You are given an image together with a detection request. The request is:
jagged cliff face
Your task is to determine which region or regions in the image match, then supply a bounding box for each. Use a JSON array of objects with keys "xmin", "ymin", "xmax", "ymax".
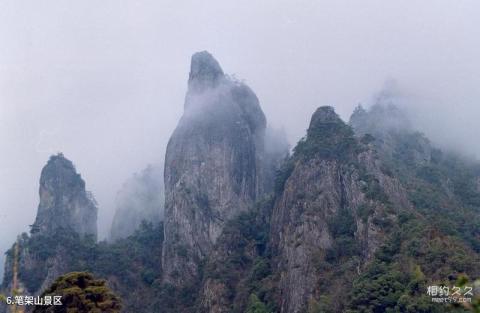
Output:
[
  {"xmin": 1, "ymin": 155, "xmax": 164, "ymax": 313},
  {"xmin": 32, "ymin": 153, "xmax": 98, "ymax": 238},
  {"xmin": 269, "ymin": 107, "xmax": 411, "ymax": 313},
  {"xmin": 110, "ymin": 165, "xmax": 164, "ymax": 241},
  {"xmin": 1, "ymin": 154, "xmax": 98, "ymax": 307},
  {"xmin": 349, "ymin": 101, "xmax": 480, "ymax": 249},
  {"xmin": 2, "ymin": 55, "xmax": 479, "ymax": 313},
  {"xmin": 191, "ymin": 105, "xmax": 469, "ymax": 313},
  {"xmin": 162, "ymin": 51, "xmax": 267, "ymax": 287}
]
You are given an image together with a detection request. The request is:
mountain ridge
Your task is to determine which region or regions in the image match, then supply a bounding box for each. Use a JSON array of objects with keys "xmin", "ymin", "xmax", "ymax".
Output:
[{"xmin": 1, "ymin": 52, "xmax": 479, "ymax": 313}]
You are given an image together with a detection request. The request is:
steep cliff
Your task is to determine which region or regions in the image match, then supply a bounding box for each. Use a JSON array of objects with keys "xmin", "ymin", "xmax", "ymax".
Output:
[
  {"xmin": 350, "ymin": 102, "xmax": 480, "ymax": 254},
  {"xmin": 1, "ymin": 154, "xmax": 98, "ymax": 308},
  {"xmin": 268, "ymin": 106, "xmax": 411, "ymax": 313},
  {"xmin": 2, "ymin": 57, "xmax": 479, "ymax": 313},
  {"xmin": 186, "ymin": 104, "xmax": 480, "ymax": 313},
  {"xmin": 110, "ymin": 165, "xmax": 164, "ymax": 241},
  {"xmin": 31, "ymin": 153, "xmax": 97, "ymax": 238},
  {"xmin": 0, "ymin": 156, "xmax": 162, "ymax": 313},
  {"xmin": 197, "ymin": 198, "xmax": 274, "ymax": 313},
  {"xmin": 162, "ymin": 51, "xmax": 267, "ymax": 290}
]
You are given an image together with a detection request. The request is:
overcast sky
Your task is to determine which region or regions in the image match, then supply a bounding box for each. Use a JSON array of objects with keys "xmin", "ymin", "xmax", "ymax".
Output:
[{"xmin": 1, "ymin": 0, "xmax": 479, "ymax": 277}]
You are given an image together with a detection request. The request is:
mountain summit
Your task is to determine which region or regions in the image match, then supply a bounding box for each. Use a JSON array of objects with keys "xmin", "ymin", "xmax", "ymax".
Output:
[
  {"xmin": 3, "ymin": 57, "xmax": 480, "ymax": 313},
  {"xmin": 188, "ymin": 51, "xmax": 225, "ymax": 92},
  {"xmin": 31, "ymin": 153, "xmax": 97, "ymax": 238},
  {"xmin": 162, "ymin": 51, "xmax": 268, "ymax": 291}
]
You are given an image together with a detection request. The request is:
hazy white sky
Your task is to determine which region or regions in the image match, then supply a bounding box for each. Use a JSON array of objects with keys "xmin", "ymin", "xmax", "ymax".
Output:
[{"xmin": 1, "ymin": 0, "xmax": 479, "ymax": 276}]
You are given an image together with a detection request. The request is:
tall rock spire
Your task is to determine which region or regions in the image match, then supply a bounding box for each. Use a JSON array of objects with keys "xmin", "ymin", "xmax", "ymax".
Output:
[
  {"xmin": 32, "ymin": 153, "xmax": 97, "ymax": 238},
  {"xmin": 0, "ymin": 154, "xmax": 98, "ymax": 302},
  {"xmin": 162, "ymin": 51, "xmax": 267, "ymax": 289},
  {"xmin": 187, "ymin": 51, "xmax": 225, "ymax": 93}
]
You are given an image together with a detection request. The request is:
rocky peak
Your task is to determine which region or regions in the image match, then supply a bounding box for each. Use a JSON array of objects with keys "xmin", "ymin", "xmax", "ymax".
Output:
[
  {"xmin": 307, "ymin": 106, "xmax": 354, "ymax": 139},
  {"xmin": 188, "ymin": 51, "xmax": 225, "ymax": 93},
  {"xmin": 309, "ymin": 105, "xmax": 341, "ymax": 127},
  {"xmin": 162, "ymin": 51, "xmax": 268, "ymax": 290},
  {"xmin": 32, "ymin": 153, "xmax": 97, "ymax": 238},
  {"xmin": 270, "ymin": 106, "xmax": 410, "ymax": 313},
  {"xmin": 39, "ymin": 153, "xmax": 80, "ymax": 188},
  {"xmin": 294, "ymin": 105, "xmax": 358, "ymax": 162}
]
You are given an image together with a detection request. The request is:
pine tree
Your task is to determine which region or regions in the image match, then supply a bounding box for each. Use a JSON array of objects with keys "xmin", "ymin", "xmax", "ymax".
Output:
[{"xmin": 33, "ymin": 272, "xmax": 121, "ymax": 313}]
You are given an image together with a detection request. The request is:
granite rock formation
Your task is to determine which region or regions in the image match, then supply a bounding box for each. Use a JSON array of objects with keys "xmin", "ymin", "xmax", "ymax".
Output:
[
  {"xmin": 1, "ymin": 154, "xmax": 98, "ymax": 308},
  {"xmin": 31, "ymin": 153, "xmax": 97, "ymax": 238},
  {"xmin": 269, "ymin": 106, "xmax": 411, "ymax": 313},
  {"xmin": 162, "ymin": 51, "xmax": 267, "ymax": 288}
]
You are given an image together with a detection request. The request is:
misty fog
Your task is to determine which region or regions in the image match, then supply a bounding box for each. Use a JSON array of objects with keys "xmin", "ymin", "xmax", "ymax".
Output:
[{"xmin": 1, "ymin": 0, "xmax": 479, "ymax": 279}]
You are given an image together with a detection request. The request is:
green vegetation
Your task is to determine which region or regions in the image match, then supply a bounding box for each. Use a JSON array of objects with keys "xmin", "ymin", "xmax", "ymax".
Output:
[
  {"xmin": 33, "ymin": 272, "xmax": 121, "ymax": 313},
  {"xmin": 274, "ymin": 159, "xmax": 294, "ymax": 194},
  {"xmin": 326, "ymin": 207, "xmax": 360, "ymax": 262},
  {"xmin": 346, "ymin": 212, "xmax": 479, "ymax": 313},
  {"xmin": 2, "ymin": 222, "xmax": 163, "ymax": 313},
  {"xmin": 454, "ymin": 276, "xmax": 480, "ymax": 313},
  {"xmin": 4, "ymin": 110, "xmax": 480, "ymax": 313},
  {"xmin": 246, "ymin": 294, "xmax": 271, "ymax": 313},
  {"xmin": 293, "ymin": 119, "xmax": 360, "ymax": 162},
  {"xmin": 294, "ymin": 125, "xmax": 480, "ymax": 312},
  {"xmin": 3, "ymin": 229, "xmax": 97, "ymax": 292},
  {"xmin": 359, "ymin": 171, "xmax": 390, "ymax": 204},
  {"xmin": 384, "ymin": 132, "xmax": 480, "ymax": 252},
  {"xmin": 93, "ymin": 221, "xmax": 163, "ymax": 286},
  {"xmin": 200, "ymin": 200, "xmax": 278, "ymax": 313}
]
